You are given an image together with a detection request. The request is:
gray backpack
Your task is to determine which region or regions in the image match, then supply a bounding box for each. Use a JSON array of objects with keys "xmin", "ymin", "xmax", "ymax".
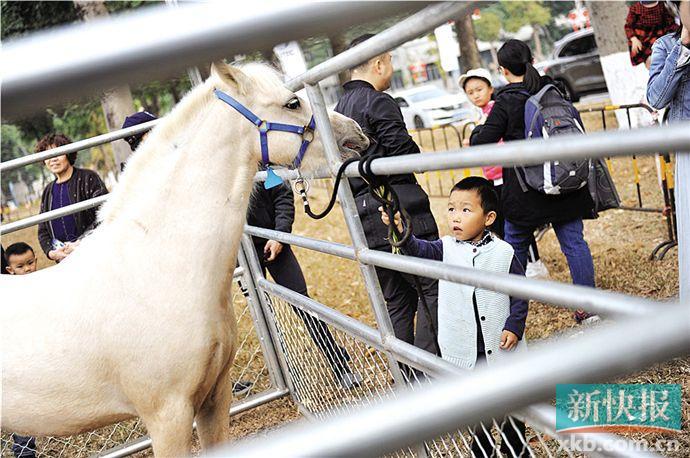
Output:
[{"xmin": 518, "ymin": 84, "xmax": 590, "ymax": 195}]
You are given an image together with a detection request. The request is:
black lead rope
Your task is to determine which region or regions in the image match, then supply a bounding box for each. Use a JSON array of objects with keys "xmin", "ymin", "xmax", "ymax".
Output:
[{"xmin": 296, "ymin": 155, "xmax": 440, "ymax": 355}]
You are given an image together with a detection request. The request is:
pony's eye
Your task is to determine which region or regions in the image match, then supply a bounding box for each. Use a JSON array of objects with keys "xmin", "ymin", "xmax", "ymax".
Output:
[{"xmin": 284, "ymin": 98, "xmax": 301, "ymax": 110}]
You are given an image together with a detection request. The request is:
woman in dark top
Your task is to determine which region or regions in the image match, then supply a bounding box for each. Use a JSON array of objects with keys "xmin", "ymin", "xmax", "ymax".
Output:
[
  {"xmin": 36, "ymin": 133, "xmax": 108, "ymax": 262},
  {"xmin": 470, "ymin": 40, "xmax": 598, "ymax": 324}
]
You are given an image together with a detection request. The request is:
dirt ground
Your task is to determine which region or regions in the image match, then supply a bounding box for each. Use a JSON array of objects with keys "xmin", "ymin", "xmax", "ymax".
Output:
[{"xmin": 1, "ymin": 102, "xmax": 687, "ymax": 456}]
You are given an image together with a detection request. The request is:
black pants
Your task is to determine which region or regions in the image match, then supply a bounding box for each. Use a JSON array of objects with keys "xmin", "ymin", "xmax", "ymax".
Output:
[
  {"xmin": 12, "ymin": 434, "xmax": 36, "ymax": 458},
  {"xmin": 495, "ymin": 183, "xmax": 540, "ymax": 262},
  {"xmin": 374, "ymin": 242, "xmax": 440, "ymax": 355},
  {"xmin": 470, "ymin": 354, "xmax": 527, "ymax": 458},
  {"xmin": 256, "ymin": 244, "xmax": 351, "ymax": 376}
]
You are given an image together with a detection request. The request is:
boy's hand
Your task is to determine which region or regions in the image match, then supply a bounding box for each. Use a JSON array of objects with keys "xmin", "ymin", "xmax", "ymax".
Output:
[
  {"xmin": 264, "ymin": 240, "xmax": 283, "ymax": 262},
  {"xmin": 499, "ymin": 330, "xmax": 518, "ymax": 350},
  {"xmin": 48, "ymin": 247, "xmax": 68, "ymax": 262},
  {"xmin": 379, "ymin": 206, "xmax": 403, "ymax": 233},
  {"xmin": 63, "ymin": 241, "xmax": 80, "ymax": 255}
]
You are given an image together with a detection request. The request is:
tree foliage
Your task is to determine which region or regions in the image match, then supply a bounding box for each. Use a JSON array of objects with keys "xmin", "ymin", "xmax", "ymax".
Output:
[
  {"xmin": 474, "ymin": 10, "xmax": 502, "ymax": 43},
  {"xmin": 500, "ymin": 1, "xmax": 551, "ymax": 33},
  {"xmin": 0, "ymin": 0, "xmax": 189, "ymax": 185}
]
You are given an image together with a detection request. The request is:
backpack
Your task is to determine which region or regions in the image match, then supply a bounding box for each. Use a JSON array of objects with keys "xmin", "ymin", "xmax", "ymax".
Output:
[{"xmin": 516, "ymin": 84, "xmax": 590, "ymax": 195}]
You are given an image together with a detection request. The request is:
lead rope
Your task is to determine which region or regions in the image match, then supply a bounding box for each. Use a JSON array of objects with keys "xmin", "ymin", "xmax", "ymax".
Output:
[{"xmin": 296, "ymin": 155, "xmax": 439, "ymax": 354}]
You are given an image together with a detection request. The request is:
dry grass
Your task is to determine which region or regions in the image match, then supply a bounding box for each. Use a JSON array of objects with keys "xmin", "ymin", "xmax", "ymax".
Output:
[{"xmin": 1, "ymin": 101, "xmax": 686, "ymax": 455}]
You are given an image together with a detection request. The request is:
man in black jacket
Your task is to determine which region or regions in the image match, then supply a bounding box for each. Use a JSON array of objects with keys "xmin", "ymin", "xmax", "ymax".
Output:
[
  {"xmin": 248, "ymin": 182, "xmax": 363, "ymax": 389},
  {"xmin": 335, "ymin": 34, "xmax": 439, "ymax": 355},
  {"xmin": 36, "ymin": 133, "xmax": 108, "ymax": 262}
]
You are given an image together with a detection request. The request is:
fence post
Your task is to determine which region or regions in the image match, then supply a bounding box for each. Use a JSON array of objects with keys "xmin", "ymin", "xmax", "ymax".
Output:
[
  {"xmin": 303, "ymin": 84, "xmax": 408, "ymax": 384},
  {"xmin": 236, "ymin": 243, "xmax": 289, "ymax": 393},
  {"xmin": 238, "ymin": 236, "xmax": 297, "ymax": 395},
  {"xmin": 304, "ymin": 83, "xmax": 429, "ymax": 456}
]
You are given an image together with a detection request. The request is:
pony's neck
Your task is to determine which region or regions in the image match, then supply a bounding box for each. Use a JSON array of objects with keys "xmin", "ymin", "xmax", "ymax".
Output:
[{"xmin": 98, "ymin": 82, "xmax": 258, "ymax": 282}]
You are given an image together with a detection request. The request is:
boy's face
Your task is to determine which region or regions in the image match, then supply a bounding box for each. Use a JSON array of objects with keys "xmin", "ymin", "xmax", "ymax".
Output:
[
  {"xmin": 446, "ymin": 189, "xmax": 496, "ymax": 242},
  {"xmin": 6, "ymin": 250, "xmax": 37, "ymax": 275},
  {"xmin": 464, "ymin": 78, "xmax": 493, "ymax": 109},
  {"xmin": 44, "ymin": 152, "xmax": 71, "ymax": 176}
]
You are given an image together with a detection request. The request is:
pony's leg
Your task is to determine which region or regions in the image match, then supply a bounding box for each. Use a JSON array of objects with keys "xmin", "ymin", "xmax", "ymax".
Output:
[
  {"xmin": 144, "ymin": 398, "xmax": 195, "ymax": 457},
  {"xmin": 195, "ymin": 361, "xmax": 234, "ymax": 450}
]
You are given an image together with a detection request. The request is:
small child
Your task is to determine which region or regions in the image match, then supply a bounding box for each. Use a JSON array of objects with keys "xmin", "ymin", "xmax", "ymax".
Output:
[
  {"xmin": 381, "ymin": 176, "xmax": 528, "ymax": 457},
  {"xmin": 625, "ymin": 1, "xmax": 679, "ymax": 68},
  {"xmin": 3, "ymin": 242, "xmax": 38, "ymax": 458},
  {"xmin": 459, "ymin": 69, "xmax": 504, "ymax": 238},
  {"xmin": 5, "ymin": 242, "xmax": 38, "ymax": 275}
]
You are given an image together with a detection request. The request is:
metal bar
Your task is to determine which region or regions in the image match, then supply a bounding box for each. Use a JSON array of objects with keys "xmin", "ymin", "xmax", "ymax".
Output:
[
  {"xmin": 285, "ymin": 2, "xmax": 470, "ymax": 92},
  {"xmin": 238, "ymin": 225, "xmax": 658, "ymax": 318},
  {"xmin": 232, "ymin": 267, "xmax": 244, "ymax": 279},
  {"xmin": 208, "ymin": 305, "xmax": 690, "ymax": 457},
  {"xmin": 245, "ymin": 225, "xmax": 356, "ymax": 260},
  {"xmin": 304, "ymin": 84, "xmax": 409, "ymax": 389},
  {"xmin": 1, "ymin": 195, "xmax": 108, "ymax": 235},
  {"xmin": 257, "ymin": 278, "xmax": 384, "ymax": 351},
  {"xmin": 340, "ymin": 125, "xmax": 690, "ymax": 178},
  {"xmin": 7, "ymin": 126, "xmax": 684, "ymax": 235},
  {"xmin": 255, "ymin": 125, "xmax": 689, "ymax": 185},
  {"xmin": 618, "ymin": 206, "xmax": 664, "ymax": 214},
  {"xmin": 1, "ymin": 121, "xmax": 158, "ymax": 173},
  {"xmin": 2, "ymin": 2, "xmax": 421, "ymax": 117},
  {"xmin": 236, "ymin": 246, "xmax": 289, "ymax": 392},
  {"xmin": 237, "ymin": 238, "xmax": 291, "ymax": 392},
  {"xmin": 96, "ymin": 387, "xmax": 289, "ymax": 458},
  {"xmin": 358, "ymin": 248, "xmax": 658, "ymax": 318}
]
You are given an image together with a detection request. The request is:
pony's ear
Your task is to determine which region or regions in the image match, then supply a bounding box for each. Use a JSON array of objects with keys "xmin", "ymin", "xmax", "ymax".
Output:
[{"xmin": 211, "ymin": 61, "xmax": 251, "ymax": 95}]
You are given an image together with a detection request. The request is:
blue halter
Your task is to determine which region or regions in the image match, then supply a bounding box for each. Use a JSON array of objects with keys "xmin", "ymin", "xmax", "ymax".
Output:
[{"xmin": 214, "ymin": 88, "xmax": 316, "ymax": 189}]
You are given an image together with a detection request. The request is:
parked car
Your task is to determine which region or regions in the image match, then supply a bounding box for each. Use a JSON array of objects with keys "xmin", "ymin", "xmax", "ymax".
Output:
[
  {"xmin": 535, "ymin": 28, "xmax": 607, "ymax": 102},
  {"xmin": 391, "ymin": 86, "xmax": 478, "ymax": 129}
]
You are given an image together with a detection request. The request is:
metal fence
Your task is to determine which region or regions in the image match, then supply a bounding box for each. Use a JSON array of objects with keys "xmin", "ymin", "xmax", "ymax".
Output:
[{"xmin": 1, "ymin": 2, "xmax": 688, "ymax": 458}]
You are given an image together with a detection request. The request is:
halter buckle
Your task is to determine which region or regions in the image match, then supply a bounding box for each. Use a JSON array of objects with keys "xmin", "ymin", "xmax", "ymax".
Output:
[{"xmin": 302, "ymin": 126, "xmax": 315, "ymax": 143}]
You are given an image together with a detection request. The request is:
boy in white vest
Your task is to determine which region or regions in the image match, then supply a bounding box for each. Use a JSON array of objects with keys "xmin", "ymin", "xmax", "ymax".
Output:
[{"xmin": 381, "ymin": 176, "xmax": 528, "ymax": 457}]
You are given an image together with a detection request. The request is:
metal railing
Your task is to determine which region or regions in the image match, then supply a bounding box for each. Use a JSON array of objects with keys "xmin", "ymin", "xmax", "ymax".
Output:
[{"xmin": 1, "ymin": 2, "xmax": 688, "ymax": 457}]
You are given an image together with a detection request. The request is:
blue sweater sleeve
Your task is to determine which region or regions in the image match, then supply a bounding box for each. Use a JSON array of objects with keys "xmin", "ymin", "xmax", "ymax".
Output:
[
  {"xmin": 503, "ymin": 255, "xmax": 529, "ymax": 339},
  {"xmin": 401, "ymin": 235, "xmax": 443, "ymax": 261}
]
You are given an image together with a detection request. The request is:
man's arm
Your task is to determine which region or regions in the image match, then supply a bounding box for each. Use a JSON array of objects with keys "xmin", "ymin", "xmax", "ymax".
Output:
[
  {"xmin": 470, "ymin": 102, "xmax": 510, "ymax": 146},
  {"xmin": 271, "ymin": 183, "xmax": 296, "ymax": 234},
  {"xmin": 369, "ymin": 96, "xmax": 421, "ymax": 157}
]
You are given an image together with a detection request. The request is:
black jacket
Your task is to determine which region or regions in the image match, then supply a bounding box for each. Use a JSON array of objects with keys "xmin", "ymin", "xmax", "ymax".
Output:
[
  {"xmin": 470, "ymin": 80, "xmax": 594, "ymax": 227},
  {"xmin": 38, "ymin": 167, "xmax": 108, "ymax": 257},
  {"xmin": 247, "ymin": 182, "xmax": 295, "ymax": 249},
  {"xmin": 335, "ymin": 80, "xmax": 438, "ymax": 249}
]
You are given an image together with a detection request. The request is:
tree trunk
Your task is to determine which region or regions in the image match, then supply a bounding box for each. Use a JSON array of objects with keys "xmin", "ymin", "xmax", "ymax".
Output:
[
  {"xmin": 328, "ymin": 33, "xmax": 350, "ymax": 86},
  {"xmin": 586, "ymin": 0, "xmax": 651, "ymax": 128},
  {"xmin": 74, "ymin": 0, "xmax": 136, "ymax": 171},
  {"xmin": 532, "ymin": 26, "xmax": 544, "ymax": 61},
  {"xmin": 456, "ymin": 12, "xmax": 482, "ymax": 72},
  {"xmin": 489, "ymin": 43, "xmax": 499, "ymax": 70},
  {"xmin": 586, "ymin": 0, "xmax": 628, "ymax": 56}
]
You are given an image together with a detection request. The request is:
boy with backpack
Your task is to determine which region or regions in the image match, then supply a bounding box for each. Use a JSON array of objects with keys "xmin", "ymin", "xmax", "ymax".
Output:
[{"xmin": 470, "ymin": 40, "xmax": 600, "ymax": 324}]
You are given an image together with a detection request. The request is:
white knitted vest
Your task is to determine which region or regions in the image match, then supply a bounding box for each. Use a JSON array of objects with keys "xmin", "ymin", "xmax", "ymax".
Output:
[{"xmin": 438, "ymin": 235, "xmax": 527, "ymax": 370}]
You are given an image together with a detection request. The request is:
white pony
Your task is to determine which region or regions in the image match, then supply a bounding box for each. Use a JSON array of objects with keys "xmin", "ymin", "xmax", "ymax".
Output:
[{"xmin": 1, "ymin": 62, "xmax": 368, "ymax": 456}]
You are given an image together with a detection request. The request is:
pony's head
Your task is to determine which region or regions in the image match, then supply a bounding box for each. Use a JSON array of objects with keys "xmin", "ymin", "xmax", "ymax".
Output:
[{"xmin": 209, "ymin": 61, "xmax": 369, "ymax": 172}]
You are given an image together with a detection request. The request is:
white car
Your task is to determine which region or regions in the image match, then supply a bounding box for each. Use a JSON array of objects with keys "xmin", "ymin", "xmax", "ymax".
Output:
[{"xmin": 391, "ymin": 86, "xmax": 479, "ymax": 130}]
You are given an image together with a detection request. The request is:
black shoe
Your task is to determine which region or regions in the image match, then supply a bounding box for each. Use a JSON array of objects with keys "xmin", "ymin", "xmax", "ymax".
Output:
[{"xmin": 232, "ymin": 380, "xmax": 253, "ymax": 396}]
